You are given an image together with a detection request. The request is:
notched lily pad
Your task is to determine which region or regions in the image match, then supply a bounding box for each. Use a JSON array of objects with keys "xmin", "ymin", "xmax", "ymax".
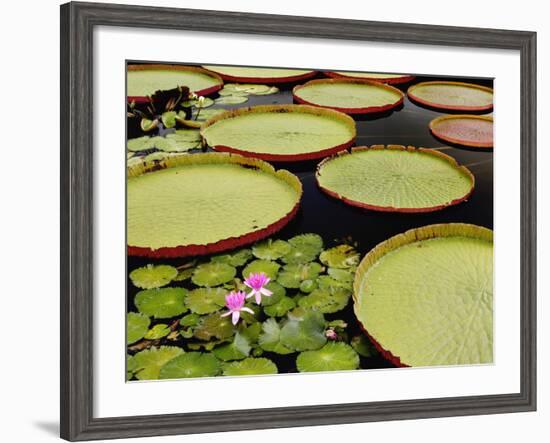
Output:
[
  {"xmin": 319, "ymin": 245, "xmax": 360, "ymax": 269},
  {"xmin": 129, "ymin": 264, "xmax": 178, "ymax": 289},
  {"xmin": 252, "ymin": 239, "xmax": 291, "ymax": 260},
  {"xmin": 127, "ymin": 312, "xmax": 151, "ymax": 345},
  {"xmin": 259, "ymin": 281, "xmax": 286, "ymax": 307},
  {"xmin": 194, "ymin": 313, "xmax": 235, "ymax": 341},
  {"xmin": 185, "ymin": 287, "xmax": 227, "ymax": 314},
  {"xmin": 215, "ymin": 95, "xmax": 249, "ymax": 105},
  {"xmin": 222, "ymin": 357, "xmax": 278, "ymax": 376},
  {"xmin": 192, "ymin": 262, "xmax": 237, "ymax": 287},
  {"xmin": 180, "ymin": 313, "xmax": 201, "ymax": 328},
  {"xmin": 282, "ymin": 233, "xmax": 324, "ymax": 264},
  {"xmin": 144, "ymin": 323, "xmax": 171, "ymax": 340},
  {"xmin": 351, "ymin": 335, "xmax": 379, "ymax": 358},
  {"xmin": 159, "ymin": 352, "xmax": 221, "ymax": 379},
  {"xmin": 134, "ymin": 287, "xmax": 188, "ymax": 319},
  {"xmin": 211, "ymin": 248, "xmax": 253, "ymax": 267},
  {"xmin": 212, "ymin": 332, "xmax": 251, "ymax": 361},
  {"xmin": 132, "ymin": 346, "xmax": 184, "ymax": 380},
  {"xmin": 263, "ymin": 296, "xmax": 296, "ymax": 317},
  {"xmin": 277, "ymin": 262, "xmax": 323, "ymax": 288},
  {"xmin": 298, "ymin": 288, "xmax": 350, "ymax": 314},
  {"xmin": 280, "ymin": 310, "xmax": 327, "ymax": 351},
  {"xmin": 296, "ymin": 342, "xmax": 359, "ymax": 372},
  {"xmin": 242, "ymin": 259, "xmax": 280, "ymax": 280},
  {"xmin": 258, "ymin": 318, "xmax": 293, "ymax": 355}
]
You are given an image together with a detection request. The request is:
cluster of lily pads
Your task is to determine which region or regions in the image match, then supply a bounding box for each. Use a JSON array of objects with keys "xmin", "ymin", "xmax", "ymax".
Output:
[
  {"xmin": 214, "ymin": 83, "xmax": 279, "ymax": 105},
  {"xmin": 127, "ymin": 233, "xmax": 379, "ymax": 380}
]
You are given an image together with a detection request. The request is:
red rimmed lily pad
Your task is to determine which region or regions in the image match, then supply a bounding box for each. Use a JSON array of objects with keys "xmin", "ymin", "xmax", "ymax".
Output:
[
  {"xmin": 127, "ymin": 64, "xmax": 223, "ymax": 103},
  {"xmin": 407, "ymin": 81, "xmax": 493, "ymax": 112},
  {"xmin": 325, "ymin": 71, "xmax": 415, "ymax": 85},
  {"xmin": 293, "ymin": 78, "xmax": 404, "ymax": 115},
  {"xmin": 202, "ymin": 65, "xmax": 317, "ymax": 84},
  {"xmin": 429, "ymin": 115, "xmax": 493, "ymax": 148},
  {"xmin": 200, "ymin": 104, "xmax": 356, "ymax": 162},
  {"xmin": 353, "ymin": 223, "xmax": 493, "ymax": 367},
  {"xmin": 127, "ymin": 153, "xmax": 302, "ymax": 258},
  {"xmin": 316, "ymin": 145, "xmax": 475, "ymax": 213}
]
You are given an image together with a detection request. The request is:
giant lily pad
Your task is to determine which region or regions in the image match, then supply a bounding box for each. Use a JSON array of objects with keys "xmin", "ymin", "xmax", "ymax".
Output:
[
  {"xmin": 407, "ymin": 81, "xmax": 493, "ymax": 112},
  {"xmin": 293, "ymin": 79, "xmax": 404, "ymax": 114},
  {"xmin": 129, "ymin": 264, "xmax": 178, "ymax": 289},
  {"xmin": 202, "ymin": 65, "xmax": 316, "ymax": 84},
  {"xmin": 429, "ymin": 115, "xmax": 493, "ymax": 148},
  {"xmin": 159, "ymin": 352, "xmax": 221, "ymax": 379},
  {"xmin": 134, "ymin": 287, "xmax": 188, "ymax": 319},
  {"xmin": 132, "ymin": 346, "xmax": 184, "ymax": 380},
  {"xmin": 127, "ymin": 64, "xmax": 223, "ymax": 102},
  {"xmin": 127, "ymin": 312, "xmax": 151, "ymax": 344},
  {"xmin": 353, "ymin": 223, "xmax": 493, "ymax": 367},
  {"xmin": 222, "ymin": 357, "xmax": 278, "ymax": 376},
  {"xmin": 127, "ymin": 153, "xmax": 302, "ymax": 258},
  {"xmin": 296, "ymin": 342, "xmax": 359, "ymax": 372},
  {"xmin": 200, "ymin": 105, "xmax": 356, "ymax": 162},
  {"xmin": 326, "ymin": 71, "xmax": 415, "ymax": 85},
  {"xmin": 316, "ymin": 145, "xmax": 474, "ymax": 212}
]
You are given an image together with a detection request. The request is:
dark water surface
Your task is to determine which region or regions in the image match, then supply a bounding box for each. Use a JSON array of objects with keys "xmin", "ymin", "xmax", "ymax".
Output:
[{"xmin": 127, "ymin": 74, "xmax": 493, "ymax": 372}]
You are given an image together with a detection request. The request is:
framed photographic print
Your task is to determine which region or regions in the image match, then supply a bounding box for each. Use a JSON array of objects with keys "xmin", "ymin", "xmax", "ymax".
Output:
[{"xmin": 60, "ymin": 1, "xmax": 537, "ymax": 441}]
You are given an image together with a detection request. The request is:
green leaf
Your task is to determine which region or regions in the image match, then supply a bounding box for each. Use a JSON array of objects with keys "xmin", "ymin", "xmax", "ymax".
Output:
[
  {"xmin": 192, "ymin": 262, "xmax": 236, "ymax": 287},
  {"xmin": 222, "ymin": 358, "xmax": 278, "ymax": 376},
  {"xmin": 194, "ymin": 108, "xmax": 226, "ymax": 122},
  {"xmin": 159, "ymin": 352, "xmax": 221, "ymax": 379},
  {"xmin": 161, "ymin": 111, "xmax": 177, "ymax": 128},
  {"xmin": 263, "ymin": 296, "xmax": 296, "ymax": 317},
  {"xmin": 180, "ymin": 313, "xmax": 201, "ymax": 328},
  {"xmin": 127, "ymin": 135, "xmax": 152, "ymax": 152},
  {"xmin": 185, "ymin": 287, "xmax": 227, "ymax": 314},
  {"xmin": 277, "ymin": 262, "xmax": 323, "ymax": 288},
  {"xmin": 129, "ymin": 264, "xmax": 178, "ymax": 289},
  {"xmin": 242, "ymin": 259, "xmax": 280, "ymax": 280},
  {"xmin": 127, "ymin": 312, "xmax": 150, "ymax": 345},
  {"xmin": 259, "ymin": 281, "xmax": 286, "ymax": 307},
  {"xmin": 211, "ymin": 249, "xmax": 253, "ymax": 267},
  {"xmin": 140, "ymin": 118, "xmax": 159, "ymax": 132},
  {"xmin": 258, "ymin": 318, "xmax": 293, "ymax": 355},
  {"xmin": 214, "ymin": 95, "xmax": 248, "ymax": 105},
  {"xmin": 252, "ymin": 239, "xmax": 291, "ymax": 260},
  {"xmin": 282, "ymin": 233, "xmax": 324, "ymax": 264},
  {"xmin": 327, "ymin": 267, "xmax": 355, "ymax": 282},
  {"xmin": 351, "ymin": 335, "xmax": 379, "ymax": 358},
  {"xmin": 316, "ymin": 275, "xmax": 352, "ymax": 291},
  {"xmin": 240, "ymin": 322, "xmax": 262, "ymax": 344},
  {"xmin": 164, "ymin": 129, "xmax": 202, "ymax": 151},
  {"xmin": 173, "ymin": 267, "xmax": 195, "ymax": 282},
  {"xmin": 280, "ymin": 310, "xmax": 327, "ymax": 351},
  {"xmin": 149, "ymin": 136, "xmax": 179, "ymax": 152},
  {"xmin": 144, "ymin": 323, "xmax": 171, "ymax": 340},
  {"xmin": 135, "ymin": 287, "xmax": 188, "ymax": 319},
  {"xmin": 319, "ymin": 244, "xmax": 360, "ymax": 269},
  {"xmin": 297, "ymin": 288, "xmax": 351, "ymax": 314},
  {"xmin": 194, "ymin": 313, "xmax": 235, "ymax": 341},
  {"xmin": 127, "ymin": 354, "xmax": 136, "ymax": 380},
  {"xmin": 299, "ymin": 279, "xmax": 317, "ymax": 293},
  {"xmin": 296, "ymin": 342, "xmax": 359, "ymax": 372},
  {"xmin": 132, "ymin": 346, "xmax": 184, "ymax": 380},
  {"xmin": 212, "ymin": 332, "xmax": 251, "ymax": 361}
]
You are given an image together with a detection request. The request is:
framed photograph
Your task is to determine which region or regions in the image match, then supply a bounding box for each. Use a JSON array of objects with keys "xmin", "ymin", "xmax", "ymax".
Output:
[{"xmin": 60, "ymin": 1, "xmax": 537, "ymax": 441}]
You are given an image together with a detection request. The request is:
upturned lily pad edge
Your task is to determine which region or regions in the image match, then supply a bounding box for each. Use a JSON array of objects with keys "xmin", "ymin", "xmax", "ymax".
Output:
[
  {"xmin": 315, "ymin": 144, "xmax": 475, "ymax": 213},
  {"xmin": 429, "ymin": 114, "xmax": 494, "ymax": 149},
  {"xmin": 325, "ymin": 71, "xmax": 416, "ymax": 85},
  {"xmin": 352, "ymin": 222, "xmax": 494, "ymax": 368},
  {"xmin": 201, "ymin": 66, "xmax": 318, "ymax": 84},
  {"xmin": 407, "ymin": 81, "xmax": 494, "ymax": 112}
]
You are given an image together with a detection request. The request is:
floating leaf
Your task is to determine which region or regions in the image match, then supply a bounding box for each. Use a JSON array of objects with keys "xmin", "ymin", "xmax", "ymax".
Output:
[
  {"xmin": 127, "ymin": 136, "xmax": 152, "ymax": 152},
  {"xmin": 161, "ymin": 111, "xmax": 177, "ymax": 128},
  {"xmin": 242, "ymin": 259, "xmax": 280, "ymax": 280},
  {"xmin": 211, "ymin": 248, "xmax": 253, "ymax": 267},
  {"xmin": 264, "ymin": 296, "xmax": 296, "ymax": 317},
  {"xmin": 299, "ymin": 279, "xmax": 317, "ymax": 293},
  {"xmin": 192, "ymin": 262, "xmax": 237, "ymax": 287},
  {"xmin": 127, "ymin": 354, "xmax": 137, "ymax": 380},
  {"xmin": 282, "ymin": 233, "xmax": 324, "ymax": 264},
  {"xmin": 351, "ymin": 335, "xmax": 379, "ymax": 358},
  {"xmin": 252, "ymin": 239, "xmax": 291, "ymax": 260},
  {"xmin": 129, "ymin": 264, "xmax": 178, "ymax": 289},
  {"xmin": 297, "ymin": 288, "xmax": 350, "ymax": 314},
  {"xmin": 173, "ymin": 267, "xmax": 194, "ymax": 282},
  {"xmin": 144, "ymin": 152, "xmax": 169, "ymax": 163},
  {"xmin": 327, "ymin": 267, "xmax": 354, "ymax": 282},
  {"xmin": 127, "ymin": 312, "xmax": 151, "ymax": 345},
  {"xmin": 222, "ymin": 358, "xmax": 278, "ymax": 376},
  {"xmin": 240, "ymin": 322, "xmax": 262, "ymax": 344},
  {"xmin": 212, "ymin": 332, "xmax": 251, "ymax": 361},
  {"xmin": 215, "ymin": 95, "xmax": 248, "ymax": 105},
  {"xmin": 218, "ymin": 88, "xmax": 249, "ymax": 97},
  {"xmin": 182, "ymin": 97, "xmax": 214, "ymax": 108},
  {"xmin": 194, "ymin": 313, "xmax": 235, "ymax": 341},
  {"xmin": 164, "ymin": 129, "xmax": 202, "ymax": 151},
  {"xmin": 296, "ymin": 342, "xmax": 359, "ymax": 372},
  {"xmin": 159, "ymin": 352, "xmax": 221, "ymax": 379},
  {"xmin": 319, "ymin": 245, "xmax": 360, "ymax": 269},
  {"xmin": 180, "ymin": 313, "xmax": 201, "ymax": 328},
  {"xmin": 194, "ymin": 108, "xmax": 226, "ymax": 121},
  {"xmin": 140, "ymin": 117, "xmax": 158, "ymax": 132},
  {"xmin": 234, "ymin": 84, "xmax": 271, "ymax": 94},
  {"xmin": 253, "ymin": 86, "xmax": 279, "ymax": 96},
  {"xmin": 132, "ymin": 346, "xmax": 184, "ymax": 380},
  {"xmin": 144, "ymin": 323, "xmax": 171, "ymax": 340},
  {"xmin": 259, "ymin": 281, "xmax": 286, "ymax": 307},
  {"xmin": 185, "ymin": 287, "xmax": 227, "ymax": 314},
  {"xmin": 134, "ymin": 287, "xmax": 188, "ymax": 319},
  {"xmin": 277, "ymin": 262, "xmax": 323, "ymax": 288},
  {"xmin": 258, "ymin": 318, "xmax": 293, "ymax": 355},
  {"xmin": 279, "ymin": 310, "xmax": 327, "ymax": 351},
  {"xmin": 317, "ymin": 275, "xmax": 352, "ymax": 291},
  {"xmin": 240, "ymin": 303, "xmax": 261, "ymax": 323}
]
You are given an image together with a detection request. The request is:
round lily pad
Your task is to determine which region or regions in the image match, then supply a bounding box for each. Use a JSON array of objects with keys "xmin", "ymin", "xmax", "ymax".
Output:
[
  {"xmin": 159, "ymin": 352, "xmax": 221, "ymax": 379},
  {"xmin": 129, "ymin": 264, "xmax": 178, "ymax": 289},
  {"xmin": 242, "ymin": 259, "xmax": 280, "ymax": 280},
  {"xmin": 279, "ymin": 310, "xmax": 327, "ymax": 351},
  {"xmin": 214, "ymin": 95, "xmax": 249, "ymax": 105},
  {"xmin": 353, "ymin": 223, "xmax": 493, "ymax": 367},
  {"xmin": 326, "ymin": 71, "xmax": 415, "ymax": 84},
  {"xmin": 293, "ymin": 79, "xmax": 404, "ymax": 114},
  {"xmin": 192, "ymin": 262, "xmax": 236, "ymax": 287},
  {"xmin": 127, "ymin": 135, "xmax": 153, "ymax": 152},
  {"xmin": 194, "ymin": 313, "xmax": 235, "ymax": 341},
  {"xmin": 127, "ymin": 64, "xmax": 223, "ymax": 102},
  {"xmin": 194, "ymin": 108, "xmax": 227, "ymax": 122},
  {"xmin": 263, "ymin": 296, "xmax": 296, "ymax": 317},
  {"xmin": 277, "ymin": 262, "xmax": 323, "ymax": 288},
  {"xmin": 127, "ymin": 153, "xmax": 302, "ymax": 258},
  {"xmin": 252, "ymin": 239, "xmax": 291, "ymax": 260},
  {"xmin": 212, "ymin": 332, "xmax": 251, "ymax": 361},
  {"xmin": 316, "ymin": 145, "xmax": 475, "ymax": 212},
  {"xmin": 200, "ymin": 105, "xmax": 356, "ymax": 162},
  {"xmin": 351, "ymin": 335, "xmax": 379, "ymax": 358},
  {"xmin": 260, "ymin": 281, "xmax": 286, "ymax": 307},
  {"xmin": 211, "ymin": 249, "xmax": 253, "ymax": 267},
  {"xmin": 407, "ymin": 81, "xmax": 493, "ymax": 112},
  {"xmin": 202, "ymin": 65, "xmax": 317, "ymax": 84},
  {"xmin": 185, "ymin": 287, "xmax": 227, "ymax": 314},
  {"xmin": 132, "ymin": 346, "xmax": 184, "ymax": 380},
  {"xmin": 127, "ymin": 312, "xmax": 151, "ymax": 344},
  {"xmin": 134, "ymin": 287, "xmax": 188, "ymax": 319},
  {"xmin": 297, "ymin": 288, "xmax": 350, "ymax": 314},
  {"xmin": 258, "ymin": 318, "xmax": 293, "ymax": 355},
  {"xmin": 296, "ymin": 342, "xmax": 359, "ymax": 372},
  {"xmin": 144, "ymin": 323, "xmax": 171, "ymax": 340},
  {"xmin": 319, "ymin": 245, "xmax": 360, "ymax": 269},
  {"xmin": 327, "ymin": 267, "xmax": 354, "ymax": 282},
  {"xmin": 282, "ymin": 233, "xmax": 324, "ymax": 264},
  {"xmin": 429, "ymin": 115, "xmax": 493, "ymax": 148},
  {"xmin": 222, "ymin": 357, "xmax": 278, "ymax": 376}
]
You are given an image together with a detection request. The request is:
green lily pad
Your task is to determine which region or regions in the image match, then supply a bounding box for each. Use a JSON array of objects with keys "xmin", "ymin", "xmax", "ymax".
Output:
[
  {"xmin": 161, "ymin": 111, "xmax": 177, "ymax": 128},
  {"xmin": 234, "ymin": 84, "xmax": 271, "ymax": 94},
  {"xmin": 173, "ymin": 267, "xmax": 195, "ymax": 282},
  {"xmin": 317, "ymin": 275, "xmax": 352, "ymax": 291},
  {"xmin": 194, "ymin": 108, "xmax": 227, "ymax": 121},
  {"xmin": 277, "ymin": 262, "xmax": 323, "ymax": 288},
  {"xmin": 297, "ymin": 288, "xmax": 350, "ymax": 314},
  {"xmin": 252, "ymin": 239, "xmax": 291, "ymax": 260},
  {"xmin": 159, "ymin": 352, "xmax": 221, "ymax": 379},
  {"xmin": 202, "ymin": 66, "xmax": 315, "ymax": 83},
  {"xmin": 140, "ymin": 118, "xmax": 158, "ymax": 132},
  {"xmin": 299, "ymin": 279, "xmax": 317, "ymax": 293},
  {"xmin": 163, "ymin": 130, "xmax": 202, "ymax": 151},
  {"xmin": 127, "ymin": 136, "xmax": 153, "ymax": 152},
  {"xmin": 327, "ymin": 267, "xmax": 354, "ymax": 282},
  {"xmin": 279, "ymin": 310, "xmax": 327, "ymax": 351},
  {"xmin": 258, "ymin": 318, "xmax": 293, "ymax": 355},
  {"xmin": 182, "ymin": 97, "xmax": 214, "ymax": 108},
  {"xmin": 132, "ymin": 346, "xmax": 184, "ymax": 380},
  {"xmin": 194, "ymin": 313, "xmax": 235, "ymax": 341},
  {"xmin": 211, "ymin": 248, "xmax": 253, "ymax": 267},
  {"xmin": 144, "ymin": 323, "xmax": 171, "ymax": 340},
  {"xmin": 134, "ymin": 287, "xmax": 188, "ymax": 319},
  {"xmin": 127, "ymin": 354, "xmax": 137, "ymax": 380},
  {"xmin": 259, "ymin": 281, "xmax": 286, "ymax": 307},
  {"xmin": 296, "ymin": 342, "xmax": 359, "ymax": 372},
  {"xmin": 222, "ymin": 358, "xmax": 278, "ymax": 376},
  {"xmin": 242, "ymin": 259, "xmax": 280, "ymax": 280},
  {"xmin": 180, "ymin": 313, "xmax": 201, "ymax": 328},
  {"xmin": 127, "ymin": 312, "xmax": 151, "ymax": 345},
  {"xmin": 350, "ymin": 335, "xmax": 379, "ymax": 358},
  {"xmin": 129, "ymin": 264, "xmax": 178, "ymax": 289},
  {"xmin": 263, "ymin": 296, "xmax": 296, "ymax": 317},
  {"xmin": 212, "ymin": 332, "xmax": 251, "ymax": 361},
  {"xmin": 282, "ymin": 233, "xmax": 324, "ymax": 264},
  {"xmin": 218, "ymin": 88, "xmax": 249, "ymax": 97},
  {"xmin": 240, "ymin": 322, "xmax": 262, "ymax": 344},
  {"xmin": 215, "ymin": 95, "xmax": 249, "ymax": 105},
  {"xmin": 319, "ymin": 245, "xmax": 360, "ymax": 269},
  {"xmin": 192, "ymin": 262, "xmax": 236, "ymax": 287},
  {"xmin": 144, "ymin": 152, "xmax": 170, "ymax": 163},
  {"xmin": 185, "ymin": 287, "xmax": 227, "ymax": 314},
  {"xmin": 253, "ymin": 86, "xmax": 279, "ymax": 96}
]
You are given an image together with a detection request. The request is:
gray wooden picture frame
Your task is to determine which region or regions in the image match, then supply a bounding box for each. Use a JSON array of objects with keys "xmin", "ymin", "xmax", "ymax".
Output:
[{"xmin": 60, "ymin": 1, "xmax": 537, "ymax": 441}]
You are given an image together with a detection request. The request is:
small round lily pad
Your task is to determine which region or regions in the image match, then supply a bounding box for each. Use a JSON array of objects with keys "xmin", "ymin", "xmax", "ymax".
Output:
[
  {"xmin": 132, "ymin": 346, "xmax": 184, "ymax": 380},
  {"xmin": 277, "ymin": 262, "xmax": 323, "ymax": 288},
  {"xmin": 296, "ymin": 342, "xmax": 359, "ymax": 372},
  {"xmin": 144, "ymin": 324, "xmax": 171, "ymax": 340},
  {"xmin": 194, "ymin": 108, "xmax": 227, "ymax": 122},
  {"xmin": 159, "ymin": 352, "xmax": 221, "ymax": 379},
  {"xmin": 319, "ymin": 245, "xmax": 360, "ymax": 269},
  {"xmin": 212, "ymin": 332, "xmax": 251, "ymax": 361},
  {"xmin": 259, "ymin": 281, "xmax": 286, "ymax": 307},
  {"xmin": 297, "ymin": 288, "xmax": 350, "ymax": 314},
  {"xmin": 214, "ymin": 95, "xmax": 249, "ymax": 105},
  {"xmin": 263, "ymin": 296, "xmax": 296, "ymax": 317},
  {"xmin": 258, "ymin": 319, "xmax": 293, "ymax": 355},
  {"xmin": 211, "ymin": 249, "xmax": 253, "ymax": 267},
  {"xmin": 127, "ymin": 312, "xmax": 151, "ymax": 344},
  {"xmin": 252, "ymin": 239, "xmax": 291, "ymax": 260},
  {"xmin": 279, "ymin": 310, "xmax": 327, "ymax": 351},
  {"xmin": 282, "ymin": 233, "xmax": 324, "ymax": 264},
  {"xmin": 134, "ymin": 287, "xmax": 188, "ymax": 319},
  {"xmin": 242, "ymin": 259, "xmax": 280, "ymax": 280},
  {"xmin": 185, "ymin": 287, "xmax": 227, "ymax": 314},
  {"xmin": 222, "ymin": 357, "xmax": 278, "ymax": 376},
  {"xmin": 192, "ymin": 262, "xmax": 236, "ymax": 287},
  {"xmin": 194, "ymin": 313, "xmax": 235, "ymax": 341},
  {"xmin": 129, "ymin": 264, "xmax": 178, "ymax": 289}
]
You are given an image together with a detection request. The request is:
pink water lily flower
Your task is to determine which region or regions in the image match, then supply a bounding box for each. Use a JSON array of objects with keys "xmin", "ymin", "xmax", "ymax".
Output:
[
  {"xmin": 244, "ymin": 272, "xmax": 273, "ymax": 304},
  {"xmin": 221, "ymin": 291, "xmax": 254, "ymax": 325}
]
